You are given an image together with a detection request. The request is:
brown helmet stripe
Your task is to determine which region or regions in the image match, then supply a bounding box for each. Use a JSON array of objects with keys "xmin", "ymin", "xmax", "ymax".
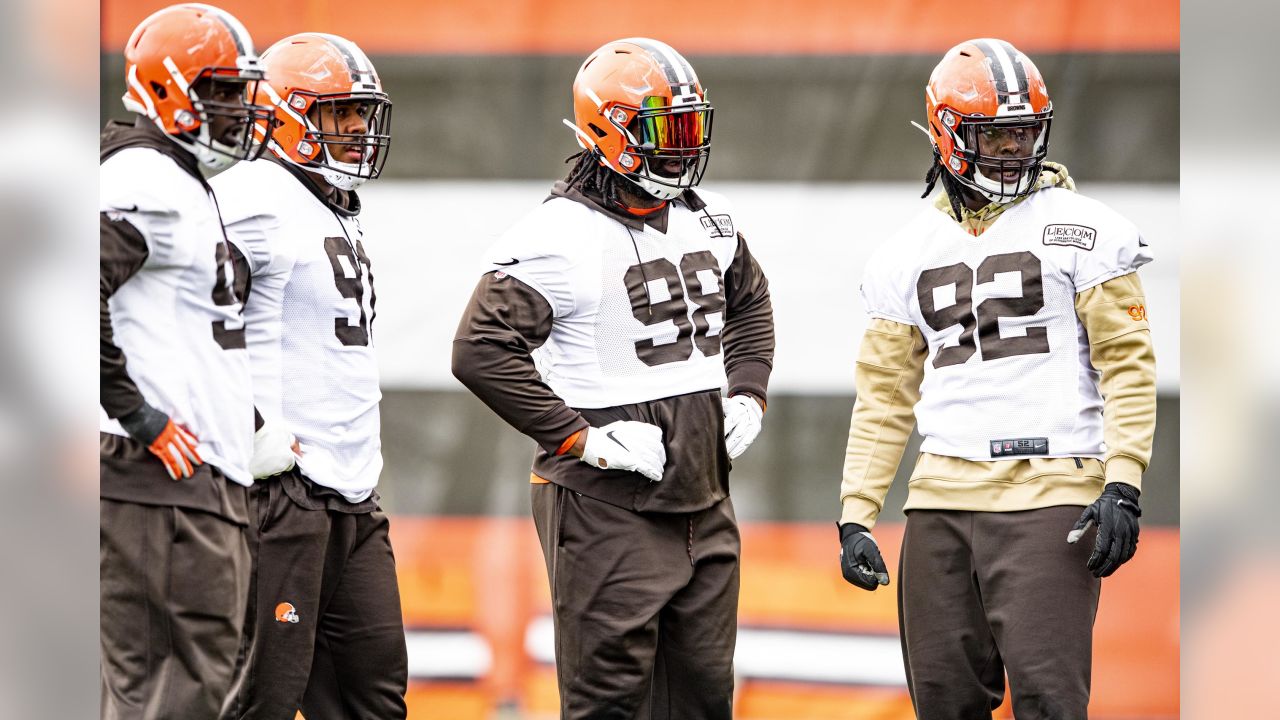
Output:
[
  {"xmin": 194, "ymin": 3, "xmax": 251, "ymax": 56},
  {"xmin": 976, "ymin": 38, "xmax": 1029, "ymax": 104},
  {"xmin": 625, "ymin": 37, "xmax": 699, "ymax": 94}
]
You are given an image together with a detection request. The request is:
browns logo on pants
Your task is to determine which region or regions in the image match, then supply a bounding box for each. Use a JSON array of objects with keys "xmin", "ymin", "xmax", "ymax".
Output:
[{"xmin": 220, "ymin": 469, "xmax": 407, "ymax": 720}]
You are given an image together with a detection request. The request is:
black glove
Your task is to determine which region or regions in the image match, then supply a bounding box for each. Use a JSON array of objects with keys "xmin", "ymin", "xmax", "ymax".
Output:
[
  {"xmin": 838, "ymin": 522, "xmax": 890, "ymax": 591},
  {"xmin": 1068, "ymin": 482, "xmax": 1142, "ymax": 578}
]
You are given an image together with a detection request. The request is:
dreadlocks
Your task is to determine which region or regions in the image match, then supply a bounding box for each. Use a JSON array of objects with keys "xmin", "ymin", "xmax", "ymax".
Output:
[
  {"xmin": 921, "ymin": 151, "xmax": 968, "ymax": 221},
  {"xmin": 564, "ymin": 150, "xmax": 630, "ymax": 210}
]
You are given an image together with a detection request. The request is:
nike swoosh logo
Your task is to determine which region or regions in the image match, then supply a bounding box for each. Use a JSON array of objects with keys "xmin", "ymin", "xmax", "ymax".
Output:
[
  {"xmin": 606, "ymin": 431, "xmax": 629, "ymax": 452},
  {"xmin": 495, "ymin": 258, "xmax": 520, "ymax": 266},
  {"xmin": 110, "ymin": 205, "xmax": 139, "ymax": 212}
]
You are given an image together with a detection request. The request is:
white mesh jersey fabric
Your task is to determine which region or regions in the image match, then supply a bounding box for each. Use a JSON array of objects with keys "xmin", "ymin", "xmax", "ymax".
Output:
[
  {"xmin": 482, "ymin": 190, "xmax": 740, "ymax": 409},
  {"xmin": 100, "ymin": 148, "xmax": 255, "ymax": 486},
  {"xmin": 214, "ymin": 160, "xmax": 382, "ymax": 501},
  {"xmin": 860, "ymin": 187, "xmax": 1152, "ymax": 461}
]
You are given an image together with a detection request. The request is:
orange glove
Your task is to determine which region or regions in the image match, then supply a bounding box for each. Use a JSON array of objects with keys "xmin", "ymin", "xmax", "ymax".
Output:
[
  {"xmin": 120, "ymin": 403, "xmax": 203, "ymax": 480},
  {"xmin": 149, "ymin": 420, "xmax": 203, "ymax": 480}
]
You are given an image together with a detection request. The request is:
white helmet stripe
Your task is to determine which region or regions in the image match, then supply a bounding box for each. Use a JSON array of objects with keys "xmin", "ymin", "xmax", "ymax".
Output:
[
  {"xmin": 313, "ymin": 33, "xmax": 380, "ymax": 86},
  {"xmin": 979, "ymin": 38, "xmax": 1021, "ymax": 96},
  {"xmin": 562, "ymin": 118, "xmax": 599, "ymax": 151},
  {"xmin": 623, "ymin": 37, "xmax": 697, "ymax": 89},
  {"xmin": 262, "ymin": 82, "xmax": 309, "ymax": 127},
  {"xmin": 126, "ymin": 63, "xmax": 157, "ymax": 116},
  {"xmin": 162, "ymin": 56, "xmax": 191, "ymax": 95}
]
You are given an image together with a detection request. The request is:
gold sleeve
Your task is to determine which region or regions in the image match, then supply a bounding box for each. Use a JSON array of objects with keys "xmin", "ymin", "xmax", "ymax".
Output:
[
  {"xmin": 1075, "ymin": 272, "xmax": 1157, "ymax": 491},
  {"xmin": 839, "ymin": 319, "xmax": 927, "ymax": 528}
]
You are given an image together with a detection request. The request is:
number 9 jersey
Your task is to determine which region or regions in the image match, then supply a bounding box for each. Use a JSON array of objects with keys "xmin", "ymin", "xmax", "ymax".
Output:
[
  {"xmin": 210, "ymin": 158, "xmax": 382, "ymax": 502},
  {"xmin": 860, "ymin": 186, "xmax": 1153, "ymax": 461}
]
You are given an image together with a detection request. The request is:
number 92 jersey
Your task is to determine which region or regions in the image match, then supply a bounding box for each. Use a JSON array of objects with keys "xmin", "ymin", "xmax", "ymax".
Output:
[
  {"xmin": 861, "ymin": 187, "xmax": 1153, "ymax": 461},
  {"xmin": 482, "ymin": 188, "xmax": 740, "ymax": 408}
]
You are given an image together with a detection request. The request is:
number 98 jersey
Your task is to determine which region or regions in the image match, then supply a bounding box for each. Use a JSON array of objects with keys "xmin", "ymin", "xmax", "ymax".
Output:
[
  {"xmin": 860, "ymin": 187, "xmax": 1152, "ymax": 461},
  {"xmin": 482, "ymin": 188, "xmax": 741, "ymax": 408}
]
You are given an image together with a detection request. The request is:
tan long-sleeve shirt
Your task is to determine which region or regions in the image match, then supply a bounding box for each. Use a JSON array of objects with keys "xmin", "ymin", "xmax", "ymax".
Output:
[{"xmin": 840, "ymin": 272, "xmax": 1156, "ymax": 528}]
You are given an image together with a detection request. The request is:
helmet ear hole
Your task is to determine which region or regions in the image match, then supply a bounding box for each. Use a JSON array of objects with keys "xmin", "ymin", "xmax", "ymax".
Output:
[
  {"xmin": 150, "ymin": 81, "xmax": 168, "ymax": 100},
  {"xmin": 587, "ymin": 123, "xmax": 608, "ymax": 139}
]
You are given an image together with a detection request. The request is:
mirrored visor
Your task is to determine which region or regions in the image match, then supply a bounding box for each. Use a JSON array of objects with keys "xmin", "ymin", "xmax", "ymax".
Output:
[{"xmin": 635, "ymin": 98, "xmax": 711, "ymax": 154}]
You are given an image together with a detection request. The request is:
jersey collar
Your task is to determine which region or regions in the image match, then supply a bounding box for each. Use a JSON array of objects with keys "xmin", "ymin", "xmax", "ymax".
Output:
[
  {"xmin": 269, "ymin": 154, "xmax": 361, "ymax": 217},
  {"xmin": 548, "ymin": 181, "xmax": 707, "ymax": 234},
  {"xmin": 935, "ymin": 161, "xmax": 1075, "ymax": 236}
]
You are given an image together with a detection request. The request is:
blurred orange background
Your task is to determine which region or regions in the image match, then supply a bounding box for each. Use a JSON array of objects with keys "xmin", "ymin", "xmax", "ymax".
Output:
[
  {"xmin": 391, "ymin": 518, "xmax": 1178, "ymax": 719},
  {"xmin": 101, "ymin": 0, "xmax": 1178, "ymax": 54}
]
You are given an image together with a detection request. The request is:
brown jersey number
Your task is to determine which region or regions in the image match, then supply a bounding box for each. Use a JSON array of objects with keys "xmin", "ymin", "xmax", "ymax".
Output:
[
  {"xmin": 624, "ymin": 250, "xmax": 725, "ymax": 366},
  {"xmin": 324, "ymin": 236, "xmax": 376, "ymax": 346},
  {"xmin": 916, "ymin": 250, "xmax": 1050, "ymax": 368},
  {"xmin": 211, "ymin": 241, "xmax": 247, "ymax": 350}
]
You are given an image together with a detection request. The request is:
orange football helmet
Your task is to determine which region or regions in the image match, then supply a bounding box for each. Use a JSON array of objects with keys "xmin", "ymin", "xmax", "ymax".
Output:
[
  {"xmin": 565, "ymin": 38, "xmax": 713, "ymax": 201},
  {"xmin": 925, "ymin": 38, "xmax": 1052, "ymax": 204},
  {"xmin": 121, "ymin": 3, "xmax": 273, "ymax": 173},
  {"xmin": 254, "ymin": 33, "xmax": 392, "ymax": 191}
]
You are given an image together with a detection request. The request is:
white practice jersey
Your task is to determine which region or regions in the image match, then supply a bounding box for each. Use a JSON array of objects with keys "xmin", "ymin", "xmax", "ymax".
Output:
[
  {"xmin": 100, "ymin": 147, "xmax": 254, "ymax": 486},
  {"xmin": 861, "ymin": 187, "xmax": 1153, "ymax": 461},
  {"xmin": 212, "ymin": 160, "xmax": 382, "ymax": 502},
  {"xmin": 483, "ymin": 190, "xmax": 743, "ymax": 408}
]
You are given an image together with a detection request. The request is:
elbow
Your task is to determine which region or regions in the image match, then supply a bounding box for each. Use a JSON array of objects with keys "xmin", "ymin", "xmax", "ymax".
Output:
[{"xmin": 450, "ymin": 340, "xmax": 477, "ymax": 388}]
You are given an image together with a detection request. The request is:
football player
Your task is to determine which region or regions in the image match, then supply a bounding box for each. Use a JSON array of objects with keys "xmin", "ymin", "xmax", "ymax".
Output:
[
  {"xmin": 452, "ymin": 38, "xmax": 775, "ymax": 719},
  {"xmin": 208, "ymin": 33, "xmax": 406, "ymax": 720},
  {"xmin": 99, "ymin": 4, "xmax": 272, "ymax": 718},
  {"xmin": 836, "ymin": 39, "xmax": 1156, "ymax": 719}
]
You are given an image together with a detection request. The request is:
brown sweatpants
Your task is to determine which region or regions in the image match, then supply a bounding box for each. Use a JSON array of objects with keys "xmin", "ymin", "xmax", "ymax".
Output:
[
  {"xmin": 532, "ymin": 483, "xmax": 740, "ymax": 720},
  {"xmin": 898, "ymin": 506, "xmax": 1101, "ymax": 720},
  {"xmin": 220, "ymin": 470, "xmax": 407, "ymax": 720},
  {"xmin": 100, "ymin": 498, "xmax": 250, "ymax": 720}
]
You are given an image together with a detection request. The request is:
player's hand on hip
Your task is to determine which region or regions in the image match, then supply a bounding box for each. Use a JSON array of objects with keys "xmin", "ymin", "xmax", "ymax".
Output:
[
  {"xmin": 839, "ymin": 522, "xmax": 890, "ymax": 591},
  {"xmin": 1067, "ymin": 481, "xmax": 1142, "ymax": 578},
  {"xmin": 580, "ymin": 420, "xmax": 666, "ymax": 482},
  {"xmin": 250, "ymin": 419, "xmax": 301, "ymax": 479},
  {"xmin": 119, "ymin": 403, "xmax": 203, "ymax": 480},
  {"xmin": 722, "ymin": 394, "xmax": 764, "ymax": 460}
]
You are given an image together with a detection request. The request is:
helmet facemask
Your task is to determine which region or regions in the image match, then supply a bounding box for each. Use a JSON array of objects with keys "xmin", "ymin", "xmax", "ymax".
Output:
[
  {"xmin": 945, "ymin": 110, "xmax": 1051, "ymax": 205},
  {"xmin": 179, "ymin": 66, "xmax": 275, "ymax": 174},
  {"xmin": 610, "ymin": 98, "xmax": 713, "ymax": 201},
  {"xmin": 287, "ymin": 92, "xmax": 392, "ymax": 191}
]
